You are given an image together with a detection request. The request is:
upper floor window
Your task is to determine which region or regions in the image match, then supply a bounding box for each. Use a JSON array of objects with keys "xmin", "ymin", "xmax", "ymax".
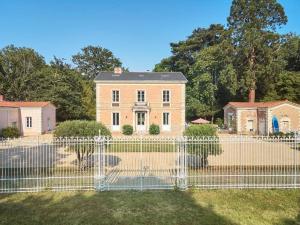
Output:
[
  {"xmin": 137, "ymin": 90, "xmax": 145, "ymax": 102},
  {"xmin": 162, "ymin": 90, "xmax": 170, "ymax": 103},
  {"xmin": 26, "ymin": 117, "xmax": 32, "ymax": 128},
  {"xmin": 112, "ymin": 90, "xmax": 119, "ymax": 102}
]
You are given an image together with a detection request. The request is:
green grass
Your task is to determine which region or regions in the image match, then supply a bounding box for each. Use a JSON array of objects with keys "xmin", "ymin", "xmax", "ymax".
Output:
[{"xmin": 0, "ymin": 189, "xmax": 299, "ymax": 225}]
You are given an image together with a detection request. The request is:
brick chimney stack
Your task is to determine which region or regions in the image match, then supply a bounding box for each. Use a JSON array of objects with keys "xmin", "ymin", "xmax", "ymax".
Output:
[
  {"xmin": 248, "ymin": 89, "xmax": 255, "ymax": 103},
  {"xmin": 0, "ymin": 95, "xmax": 4, "ymax": 102},
  {"xmin": 114, "ymin": 67, "xmax": 122, "ymax": 74}
]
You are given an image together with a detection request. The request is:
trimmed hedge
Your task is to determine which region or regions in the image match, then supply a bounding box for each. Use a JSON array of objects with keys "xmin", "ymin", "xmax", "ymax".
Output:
[
  {"xmin": 0, "ymin": 127, "xmax": 20, "ymax": 138},
  {"xmin": 122, "ymin": 125, "xmax": 133, "ymax": 135},
  {"xmin": 184, "ymin": 124, "xmax": 217, "ymax": 137},
  {"xmin": 54, "ymin": 120, "xmax": 111, "ymax": 137},
  {"xmin": 149, "ymin": 124, "xmax": 160, "ymax": 135}
]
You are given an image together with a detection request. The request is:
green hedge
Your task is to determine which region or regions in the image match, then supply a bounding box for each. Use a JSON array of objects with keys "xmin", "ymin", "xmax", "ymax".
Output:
[
  {"xmin": 122, "ymin": 125, "xmax": 133, "ymax": 135},
  {"xmin": 54, "ymin": 120, "xmax": 111, "ymax": 137},
  {"xmin": 149, "ymin": 124, "xmax": 160, "ymax": 135},
  {"xmin": 184, "ymin": 124, "xmax": 217, "ymax": 137},
  {"xmin": 0, "ymin": 127, "xmax": 20, "ymax": 138}
]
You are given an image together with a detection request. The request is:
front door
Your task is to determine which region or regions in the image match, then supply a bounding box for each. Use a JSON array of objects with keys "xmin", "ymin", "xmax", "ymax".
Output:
[
  {"xmin": 136, "ymin": 112, "xmax": 146, "ymax": 133},
  {"xmin": 258, "ymin": 119, "xmax": 266, "ymax": 135}
]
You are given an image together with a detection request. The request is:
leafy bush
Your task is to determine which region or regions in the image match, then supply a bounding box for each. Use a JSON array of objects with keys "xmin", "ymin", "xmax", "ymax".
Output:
[
  {"xmin": 269, "ymin": 131, "xmax": 296, "ymax": 138},
  {"xmin": 215, "ymin": 118, "xmax": 224, "ymax": 128},
  {"xmin": 122, "ymin": 124, "xmax": 133, "ymax": 135},
  {"xmin": 54, "ymin": 120, "xmax": 111, "ymax": 170},
  {"xmin": 54, "ymin": 120, "xmax": 111, "ymax": 137},
  {"xmin": 184, "ymin": 124, "xmax": 217, "ymax": 137},
  {"xmin": 149, "ymin": 124, "xmax": 160, "ymax": 135},
  {"xmin": 184, "ymin": 124, "xmax": 221, "ymax": 168},
  {"xmin": 0, "ymin": 127, "xmax": 20, "ymax": 138}
]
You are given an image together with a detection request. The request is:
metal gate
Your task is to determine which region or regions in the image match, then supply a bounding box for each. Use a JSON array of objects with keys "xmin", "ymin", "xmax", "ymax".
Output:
[{"xmin": 95, "ymin": 137, "xmax": 186, "ymax": 191}]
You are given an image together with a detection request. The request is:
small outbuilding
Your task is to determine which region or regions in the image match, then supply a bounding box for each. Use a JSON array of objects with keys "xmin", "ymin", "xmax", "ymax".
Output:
[
  {"xmin": 0, "ymin": 95, "xmax": 56, "ymax": 136},
  {"xmin": 223, "ymin": 90, "xmax": 300, "ymax": 135}
]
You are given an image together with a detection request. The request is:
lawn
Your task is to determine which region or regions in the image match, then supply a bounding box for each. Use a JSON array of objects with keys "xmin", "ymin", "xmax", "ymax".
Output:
[{"xmin": 0, "ymin": 189, "xmax": 299, "ymax": 225}]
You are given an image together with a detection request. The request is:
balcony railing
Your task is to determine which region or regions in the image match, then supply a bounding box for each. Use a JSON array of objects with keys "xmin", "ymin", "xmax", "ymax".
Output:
[{"xmin": 133, "ymin": 102, "xmax": 150, "ymax": 111}]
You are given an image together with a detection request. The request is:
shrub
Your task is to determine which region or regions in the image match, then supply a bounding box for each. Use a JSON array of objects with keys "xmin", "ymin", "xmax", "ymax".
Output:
[
  {"xmin": 184, "ymin": 124, "xmax": 217, "ymax": 137},
  {"xmin": 149, "ymin": 124, "xmax": 160, "ymax": 135},
  {"xmin": 54, "ymin": 120, "xmax": 111, "ymax": 137},
  {"xmin": 0, "ymin": 127, "xmax": 20, "ymax": 138},
  {"xmin": 54, "ymin": 120, "xmax": 111, "ymax": 170},
  {"xmin": 269, "ymin": 131, "xmax": 296, "ymax": 138},
  {"xmin": 122, "ymin": 124, "xmax": 133, "ymax": 135},
  {"xmin": 269, "ymin": 132, "xmax": 284, "ymax": 137},
  {"xmin": 184, "ymin": 124, "xmax": 221, "ymax": 168},
  {"xmin": 215, "ymin": 118, "xmax": 224, "ymax": 128}
]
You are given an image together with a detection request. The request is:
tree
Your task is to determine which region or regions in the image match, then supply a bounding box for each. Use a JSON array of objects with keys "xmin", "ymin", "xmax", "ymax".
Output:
[
  {"xmin": 81, "ymin": 80, "xmax": 96, "ymax": 120},
  {"xmin": 0, "ymin": 45, "xmax": 46, "ymax": 100},
  {"xmin": 187, "ymin": 39, "xmax": 238, "ymax": 120},
  {"xmin": 72, "ymin": 45, "xmax": 123, "ymax": 80},
  {"xmin": 154, "ymin": 24, "xmax": 225, "ymax": 78},
  {"xmin": 54, "ymin": 120, "xmax": 111, "ymax": 170},
  {"xmin": 26, "ymin": 66, "xmax": 87, "ymax": 121},
  {"xmin": 281, "ymin": 35, "xmax": 300, "ymax": 72},
  {"xmin": 227, "ymin": 0, "xmax": 287, "ymax": 99}
]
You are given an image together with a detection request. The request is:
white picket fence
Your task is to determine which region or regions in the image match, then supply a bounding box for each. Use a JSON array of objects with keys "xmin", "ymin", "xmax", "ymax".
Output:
[{"xmin": 0, "ymin": 136, "xmax": 299, "ymax": 192}]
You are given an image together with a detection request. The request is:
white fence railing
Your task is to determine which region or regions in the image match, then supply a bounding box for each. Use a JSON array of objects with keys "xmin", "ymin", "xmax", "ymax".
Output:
[{"xmin": 0, "ymin": 136, "xmax": 299, "ymax": 192}]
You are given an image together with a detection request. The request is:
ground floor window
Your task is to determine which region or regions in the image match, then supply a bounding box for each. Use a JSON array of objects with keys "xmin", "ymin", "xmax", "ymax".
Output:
[
  {"xmin": 247, "ymin": 119, "xmax": 254, "ymax": 132},
  {"xmin": 162, "ymin": 112, "xmax": 170, "ymax": 131},
  {"xmin": 26, "ymin": 117, "xmax": 32, "ymax": 128},
  {"xmin": 112, "ymin": 113, "xmax": 119, "ymax": 125},
  {"xmin": 281, "ymin": 117, "xmax": 290, "ymax": 132}
]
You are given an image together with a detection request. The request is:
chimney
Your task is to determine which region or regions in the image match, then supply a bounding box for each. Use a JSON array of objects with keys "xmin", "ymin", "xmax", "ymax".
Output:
[
  {"xmin": 114, "ymin": 67, "xmax": 122, "ymax": 74},
  {"xmin": 0, "ymin": 95, "xmax": 4, "ymax": 102},
  {"xmin": 248, "ymin": 89, "xmax": 255, "ymax": 103}
]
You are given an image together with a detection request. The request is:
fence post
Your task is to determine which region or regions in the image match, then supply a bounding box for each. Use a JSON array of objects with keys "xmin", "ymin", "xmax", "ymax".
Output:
[
  {"xmin": 294, "ymin": 135, "xmax": 298, "ymax": 188},
  {"xmin": 178, "ymin": 136, "xmax": 187, "ymax": 190}
]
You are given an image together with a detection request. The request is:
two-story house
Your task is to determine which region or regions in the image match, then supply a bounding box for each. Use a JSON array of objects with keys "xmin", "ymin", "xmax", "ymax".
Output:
[{"xmin": 94, "ymin": 68, "xmax": 187, "ymax": 135}]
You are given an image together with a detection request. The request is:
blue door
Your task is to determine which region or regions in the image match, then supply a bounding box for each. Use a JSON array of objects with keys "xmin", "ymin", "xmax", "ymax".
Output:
[{"xmin": 272, "ymin": 116, "xmax": 279, "ymax": 133}]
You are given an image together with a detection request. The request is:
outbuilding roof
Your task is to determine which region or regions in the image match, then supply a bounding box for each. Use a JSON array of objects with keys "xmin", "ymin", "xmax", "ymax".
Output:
[
  {"xmin": 0, "ymin": 101, "xmax": 52, "ymax": 108},
  {"xmin": 224, "ymin": 100, "xmax": 298, "ymax": 109},
  {"xmin": 94, "ymin": 72, "xmax": 187, "ymax": 83}
]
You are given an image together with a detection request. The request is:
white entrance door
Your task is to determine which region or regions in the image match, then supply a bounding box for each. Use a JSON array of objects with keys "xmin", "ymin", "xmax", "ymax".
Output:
[{"xmin": 136, "ymin": 112, "xmax": 146, "ymax": 133}]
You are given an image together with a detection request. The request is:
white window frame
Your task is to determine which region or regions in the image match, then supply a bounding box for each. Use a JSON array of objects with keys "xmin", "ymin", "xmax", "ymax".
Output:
[
  {"xmin": 26, "ymin": 117, "xmax": 32, "ymax": 128},
  {"xmin": 112, "ymin": 90, "xmax": 120, "ymax": 103},
  {"xmin": 112, "ymin": 112, "xmax": 120, "ymax": 131},
  {"xmin": 247, "ymin": 119, "xmax": 254, "ymax": 131},
  {"xmin": 280, "ymin": 117, "xmax": 290, "ymax": 132},
  {"xmin": 162, "ymin": 90, "xmax": 171, "ymax": 103},
  {"xmin": 162, "ymin": 112, "xmax": 171, "ymax": 131},
  {"xmin": 137, "ymin": 90, "xmax": 145, "ymax": 102}
]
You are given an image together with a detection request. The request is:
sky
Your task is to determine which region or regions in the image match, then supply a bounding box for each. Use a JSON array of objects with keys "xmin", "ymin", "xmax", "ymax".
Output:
[{"xmin": 1, "ymin": 0, "xmax": 299, "ymax": 71}]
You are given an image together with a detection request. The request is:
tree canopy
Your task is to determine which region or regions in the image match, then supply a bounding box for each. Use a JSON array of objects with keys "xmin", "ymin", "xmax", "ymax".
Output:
[
  {"xmin": 72, "ymin": 45, "xmax": 123, "ymax": 80},
  {"xmin": 0, "ymin": 45, "xmax": 124, "ymax": 121},
  {"xmin": 154, "ymin": 0, "xmax": 299, "ymax": 121}
]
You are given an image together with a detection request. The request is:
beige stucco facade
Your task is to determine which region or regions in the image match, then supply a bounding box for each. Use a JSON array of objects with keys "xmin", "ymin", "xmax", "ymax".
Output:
[
  {"xmin": 95, "ymin": 83, "xmax": 186, "ymax": 136},
  {"xmin": 0, "ymin": 104, "xmax": 56, "ymax": 136},
  {"xmin": 224, "ymin": 102, "xmax": 300, "ymax": 135}
]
